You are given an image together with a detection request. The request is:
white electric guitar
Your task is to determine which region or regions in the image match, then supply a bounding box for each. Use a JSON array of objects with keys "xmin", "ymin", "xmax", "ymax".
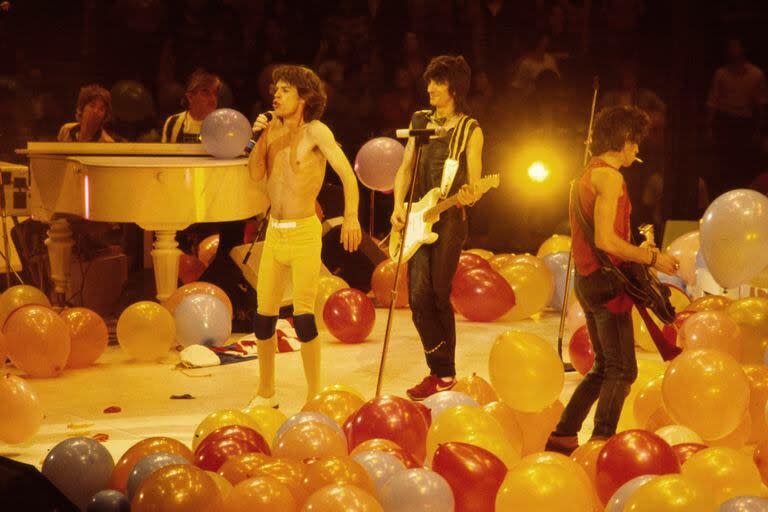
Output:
[{"xmin": 389, "ymin": 174, "xmax": 500, "ymax": 262}]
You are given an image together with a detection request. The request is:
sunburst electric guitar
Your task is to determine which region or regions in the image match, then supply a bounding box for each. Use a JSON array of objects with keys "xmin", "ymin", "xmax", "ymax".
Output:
[{"xmin": 389, "ymin": 174, "xmax": 500, "ymax": 262}]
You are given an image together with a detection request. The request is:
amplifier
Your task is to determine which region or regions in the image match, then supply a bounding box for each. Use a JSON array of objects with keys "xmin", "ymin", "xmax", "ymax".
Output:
[{"xmin": 0, "ymin": 161, "xmax": 30, "ymax": 216}]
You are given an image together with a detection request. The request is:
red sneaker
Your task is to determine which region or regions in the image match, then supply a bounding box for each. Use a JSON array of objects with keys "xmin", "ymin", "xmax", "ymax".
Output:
[{"xmin": 406, "ymin": 375, "xmax": 455, "ymax": 401}]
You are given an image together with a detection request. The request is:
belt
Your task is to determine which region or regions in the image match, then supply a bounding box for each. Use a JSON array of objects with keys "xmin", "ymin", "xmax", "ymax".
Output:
[{"xmin": 270, "ymin": 219, "xmax": 298, "ymax": 229}]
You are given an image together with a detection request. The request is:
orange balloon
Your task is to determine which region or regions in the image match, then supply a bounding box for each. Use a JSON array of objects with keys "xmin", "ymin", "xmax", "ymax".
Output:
[
  {"xmin": 273, "ymin": 421, "xmax": 348, "ymax": 461},
  {"xmin": 678, "ymin": 310, "xmax": 742, "ymax": 360},
  {"xmin": 319, "ymin": 384, "xmax": 366, "ymax": 402},
  {"xmin": 163, "ymin": 281, "xmax": 233, "ymax": 317},
  {"xmin": 685, "ymin": 295, "xmax": 732, "ymax": 312},
  {"xmin": 5, "ymin": 305, "xmax": 70, "ymax": 377},
  {"xmin": 453, "ymin": 373, "xmax": 499, "ymax": 405},
  {"xmin": 302, "ymin": 456, "xmax": 374, "ymax": 497},
  {"xmin": 252, "ymin": 458, "xmax": 307, "ymax": 505},
  {"xmin": 739, "ymin": 325, "xmax": 768, "ymax": 366},
  {"xmin": 707, "ymin": 413, "xmax": 751, "ymax": 449},
  {"xmin": 109, "ymin": 437, "xmax": 194, "ymax": 493},
  {"xmin": 498, "ymin": 262, "xmax": 555, "ymax": 320},
  {"xmin": 207, "ymin": 471, "xmax": 233, "ymax": 498},
  {"xmin": 302, "ymin": 484, "xmax": 383, "ymax": 512},
  {"xmin": 370, "ymin": 259, "xmax": 408, "ymax": 308},
  {"xmin": 198, "ymin": 234, "xmax": 220, "ymax": 267},
  {"xmin": 116, "ymin": 301, "xmax": 175, "ymax": 361},
  {"xmin": 489, "ymin": 253, "xmax": 516, "ymax": 271},
  {"xmin": 509, "ymin": 400, "xmax": 565, "ymax": 456},
  {"xmin": 0, "ymin": 374, "xmax": 43, "ymax": 444},
  {"xmin": 218, "ymin": 453, "xmax": 272, "ymax": 485},
  {"xmin": 745, "ymin": 365, "xmax": 768, "ymax": 443},
  {"xmin": 61, "ymin": 307, "xmax": 108, "ymax": 368},
  {"xmin": 571, "ymin": 439, "xmax": 607, "ymax": 487},
  {"xmin": 507, "ymin": 253, "xmax": 547, "ymax": 270},
  {"xmin": 633, "ymin": 377, "xmax": 673, "ymax": 431},
  {"xmin": 0, "ymin": 284, "xmax": 51, "ymax": 328},
  {"xmin": 753, "ymin": 439, "xmax": 768, "ymax": 485},
  {"xmin": 303, "ymin": 391, "xmax": 365, "ymax": 427},
  {"xmin": 727, "ymin": 297, "xmax": 768, "ymax": 334},
  {"xmin": 223, "ymin": 475, "xmax": 297, "ymax": 512},
  {"xmin": 0, "ymin": 331, "xmax": 7, "ymax": 369},
  {"xmin": 131, "ymin": 464, "xmax": 223, "ymax": 512}
]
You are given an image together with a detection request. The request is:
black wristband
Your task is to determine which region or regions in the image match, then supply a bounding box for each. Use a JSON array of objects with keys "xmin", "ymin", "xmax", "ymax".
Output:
[{"xmin": 649, "ymin": 250, "xmax": 658, "ymax": 268}]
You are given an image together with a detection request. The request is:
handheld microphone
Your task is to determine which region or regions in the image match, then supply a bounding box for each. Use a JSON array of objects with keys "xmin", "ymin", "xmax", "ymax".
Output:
[
  {"xmin": 395, "ymin": 126, "xmax": 448, "ymax": 139},
  {"xmin": 244, "ymin": 112, "xmax": 274, "ymax": 154}
]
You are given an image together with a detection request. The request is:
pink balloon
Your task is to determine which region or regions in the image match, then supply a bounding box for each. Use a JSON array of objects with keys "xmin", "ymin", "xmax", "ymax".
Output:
[
  {"xmin": 354, "ymin": 137, "xmax": 404, "ymax": 191},
  {"xmin": 678, "ymin": 310, "xmax": 742, "ymax": 360},
  {"xmin": 666, "ymin": 231, "xmax": 699, "ymax": 286},
  {"xmin": 566, "ymin": 300, "xmax": 586, "ymax": 333}
]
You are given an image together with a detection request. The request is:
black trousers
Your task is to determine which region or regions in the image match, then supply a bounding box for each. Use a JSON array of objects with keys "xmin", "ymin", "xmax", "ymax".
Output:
[{"xmin": 407, "ymin": 209, "xmax": 467, "ymax": 378}]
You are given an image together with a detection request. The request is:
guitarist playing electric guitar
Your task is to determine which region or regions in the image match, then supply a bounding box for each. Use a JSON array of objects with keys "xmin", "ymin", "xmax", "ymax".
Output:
[{"xmin": 390, "ymin": 55, "xmax": 486, "ymax": 401}]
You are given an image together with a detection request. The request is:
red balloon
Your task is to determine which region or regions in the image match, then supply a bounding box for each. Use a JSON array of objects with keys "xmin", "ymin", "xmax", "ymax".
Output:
[
  {"xmin": 179, "ymin": 254, "xmax": 206, "ymax": 284},
  {"xmin": 346, "ymin": 395, "xmax": 429, "ymax": 463},
  {"xmin": 323, "ymin": 288, "xmax": 376, "ymax": 344},
  {"xmin": 456, "ymin": 253, "xmax": 492, "ymax": 275},
  {"xmin": 672, "ymin": 443, "xmax": 707, "ymax": 466},
  {"xmin": 432, "ymin": 442, "xmax": 507, "ymax": 512},
  {"xmin": 450, "ymin": 267, "xmax": 515, "ymax": 322},
  {"xmin": 595, "ymin": 429, "xmax": 680, "ymax": 504},
  {"xmin": 194, "ymin": 425, "xmax": 270, "ymax": 472},
  {"xmin": 413, "ymin": 401, "xmax": 432, "ymax": 427},
  {"xmin": 197, "ymin": 234, "xmax": 219, "ymax": 267},
  {"xmin": 568, "ymin": 325, "xmax": 595, "ymax": 375}
]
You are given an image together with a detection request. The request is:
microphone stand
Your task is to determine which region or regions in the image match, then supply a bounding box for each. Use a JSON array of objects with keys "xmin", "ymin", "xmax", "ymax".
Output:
[
  {"xmin": 375, "ymin": 132, "xmax": 429, "ymax": 397},
  {"xmin": 556, "ymin": 76, "xmax": 599, "ymax": 373}
]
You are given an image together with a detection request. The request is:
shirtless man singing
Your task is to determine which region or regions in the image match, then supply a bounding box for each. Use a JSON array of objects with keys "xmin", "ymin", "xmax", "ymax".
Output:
[{"xmin": 247, "ymin": 65, "xmax": 362, "ymax": 408}]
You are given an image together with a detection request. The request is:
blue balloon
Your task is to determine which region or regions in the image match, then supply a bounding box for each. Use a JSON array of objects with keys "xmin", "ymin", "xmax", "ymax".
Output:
[
  {"xmin": 42, "ymin": 437, "xmax": 115, "ymax": 510},
  {"xmin": 200, "ymin": 108, "xmax": 251, "ymax": 158},
  {"xmin": 87, "ymin": 490, "xmax": 130, "ymax": 512},
  {"xmin": 126, "ymin": 452, "xmax": 190, "ymax": 501},
  {"xmin": 174, "ymin": 294, "xmax": 232, "ymax": 348},
  {"xmin": 695, "ymin": 249, "xmax": 706, "ymax": 269},
  {"xmin": 719, "ymin": 496, "xmax": 768, "ymax": 512},
  {"xmin": 542, "ymin": 251, "xmax": 572, "ymax": 310},
  {"xmin": 657, "ymin": 272, "xmax": 686, "ymax": 290}
]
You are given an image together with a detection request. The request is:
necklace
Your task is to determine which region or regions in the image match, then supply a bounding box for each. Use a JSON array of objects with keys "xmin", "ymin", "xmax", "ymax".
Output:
[{"xmin": 430, "ymin": 111, "xmax": 457, "ymax": 126}]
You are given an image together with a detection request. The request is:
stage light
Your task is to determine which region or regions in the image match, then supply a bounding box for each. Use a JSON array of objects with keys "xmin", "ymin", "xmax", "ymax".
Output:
[{"xmin": 527, "ymin": 161, "xmax": 550, "ymax": 183}]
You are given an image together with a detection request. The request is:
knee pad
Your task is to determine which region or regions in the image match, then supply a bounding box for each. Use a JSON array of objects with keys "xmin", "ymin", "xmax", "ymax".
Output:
[
  {"xmin": 253, "ymin": 313, "xmax": 278, "ymax": 340},
  {"xmin": 293, "ymin": 313, "xmax": 318, "ymax": 342}
]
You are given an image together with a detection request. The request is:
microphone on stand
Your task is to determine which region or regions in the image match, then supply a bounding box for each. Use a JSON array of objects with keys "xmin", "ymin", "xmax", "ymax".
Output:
[
  {"xmin": 244, "ymin": 112, "xmax": 274, "ymax": 154},
  {"xmin": 394, "ymin": 126, "xmax": 449, "ymax": 139}
]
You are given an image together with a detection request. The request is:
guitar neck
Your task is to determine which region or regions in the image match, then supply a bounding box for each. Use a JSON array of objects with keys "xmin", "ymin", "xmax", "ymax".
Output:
[{"xmin": 425, "ymin": 195, "xmax": 460, "ymax": 219}]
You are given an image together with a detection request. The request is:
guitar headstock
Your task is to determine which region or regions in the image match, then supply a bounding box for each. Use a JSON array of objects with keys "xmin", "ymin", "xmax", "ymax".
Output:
[
  {"xmin": 479, "ymin": 174, "xmax": 500, "ymax": 192},
  {"xmin": 639, "ymin": 224, "xmax": 656, "ymax": 247}
]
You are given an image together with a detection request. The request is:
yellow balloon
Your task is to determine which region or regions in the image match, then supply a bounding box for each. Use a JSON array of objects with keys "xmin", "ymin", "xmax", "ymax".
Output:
[
  {"xmin": 727, "ymin": 297, "xmax": 768, "ymax": 334},
  {"xmin": 192, "ymin": 409, "xmax": 263, "ymax": 450},
  {"xmin": 481, "ymin": 401, "xmax": 525, "ymax": 458},
  {"xmin": 242, "ymin": 406, "xmax": 288, "ymax": 447},
  {"xmin": 633, "ymin": 376, "xmax": 673, "ymax": 431},
  {"xmin": 616, "ymin": 359, "xmax": 667, "ymax": 432},
  {"xmin": 318, "ymin": 383, "xmax": 366, "ymax": 402},
  {"xmin": 745, "ymin": 365, "xmax": 768, "ymax": 443},
  {"xmin": 624, "ymin": 474, "xmax": 713, "ymax": 512},
  {"xmin": 662, "ymin": 349, "xmax": 749, "ymax": 440},
  {"xmin": 205, "ymin": 470, "xmax": 233, "ymax": 498},
  {"xmin": 536, "ymin": 234, "xmax": 572, "ymax": 259},
  {"xmin": 426, "ymin": 405, "xmax": 520, "ymax": 467},
  {"xmin": 0, "ymin": 285, "xmax": 50, "ymax": 329},
  {"xmin": 508, "ymin": 400, "xmax": 564, "ymax": 456},
  {"xmin": 498, "ymin": 262, "xmax": 555, "ymax": 321},
  {"xmin": 489, "ymin": 331, "xmax": 564, "ymax": 412},
  {"xmin": 465, "ymin": 248, "xmax": 494, "ymax": 260},
  {"xmin": 739, "ymin": 325, "xmax": 768, "ymax": 365},
  {"xmin": 681, "ymin": 447, "xmax": 763, "ymax": 504},
  {"xmin": 707, "ymin": 413, "xmax": 751, "ymax": 449},
  {"xmin": 302, "ymin": 391, "xmax": 364, "ymax": 427},
  {"xmin": 116, "ymin": 301, "xmax": 175, "ymax": 361},
  {"xmin": 315, "ymin": 276, "xmax": 349, "ymax": 330},
  {"xmin": 570, "ymin": 439, "xmax": 607, "ymax": 488}
]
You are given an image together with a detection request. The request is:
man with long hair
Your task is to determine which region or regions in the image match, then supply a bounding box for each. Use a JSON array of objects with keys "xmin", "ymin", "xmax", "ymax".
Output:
[
  {"xmin": 546, "ymin": 105, "xmax": 678, "ymax": 454},
  {"xmin": 161, "ymin": 69, "xmax": 221, "ymax": 143},
  {"xmin": 248, "ymin": 65, "xmax": 361, "ymax": 407},
  {"xmin": 391, "ymin": 55, "xmax": 484, "ymax": 400}
]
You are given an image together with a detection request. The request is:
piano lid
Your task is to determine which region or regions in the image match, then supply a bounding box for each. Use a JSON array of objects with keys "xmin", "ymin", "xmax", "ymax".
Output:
[{"xmin": 23, "ymin": 142, "xmax": 211, "ymax": 156}]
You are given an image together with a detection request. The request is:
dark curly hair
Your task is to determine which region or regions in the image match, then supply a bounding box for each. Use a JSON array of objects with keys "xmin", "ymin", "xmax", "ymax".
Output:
[
  {"xmin": 272, "ymin": 65, "xmax": 327, "ymax": 121},
  {"xmin": 591, "ymin": 105, "xmax": 651, "ymax": 155},
  {"xmin": 76, "ymin": 84, "xmax": 112, "ymax": 122},
  {"xmin": 423, "ymin": 55, "xmax": 471, "ymax": 115}
]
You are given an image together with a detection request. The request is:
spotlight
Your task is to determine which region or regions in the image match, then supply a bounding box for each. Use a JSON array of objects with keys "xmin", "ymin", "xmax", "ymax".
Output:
[{"xmin": 527, "ymin": 161, "xmax": 550, "ymax": 183}]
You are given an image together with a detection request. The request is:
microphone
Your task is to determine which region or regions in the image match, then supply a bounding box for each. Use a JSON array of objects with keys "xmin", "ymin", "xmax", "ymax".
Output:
[
  {"xmin": 395, "ymin": 126, "xmax": 449, "ymax": 139},
  {"xmin": 244, "ymin": 112, "xmax": 274, "ymax": 154}
]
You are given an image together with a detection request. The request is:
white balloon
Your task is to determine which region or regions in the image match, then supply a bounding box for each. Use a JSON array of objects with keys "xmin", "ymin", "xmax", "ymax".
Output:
[
  {"xmin": 654, "ymin": 425, "xmax": 703, "ymax": 446},
  {"xmin": 604, "ymin": 474, "xmax": 657, "ymax": 512}
]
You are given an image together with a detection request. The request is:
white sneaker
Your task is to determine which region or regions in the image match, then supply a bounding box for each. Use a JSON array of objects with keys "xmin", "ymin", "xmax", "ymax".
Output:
[{"xmin": 246, "ymin": 394, "xmax": 279, "ymax": 409}]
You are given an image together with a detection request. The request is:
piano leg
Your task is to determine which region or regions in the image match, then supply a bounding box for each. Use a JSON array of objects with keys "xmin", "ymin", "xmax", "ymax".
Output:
[
  {"xmin": 151, "ymin": 230, "xmax": 181, "ymax": 302},
  {"xmin": 45, "ymin": 218, "xmax": 74, "ymax": 304}
]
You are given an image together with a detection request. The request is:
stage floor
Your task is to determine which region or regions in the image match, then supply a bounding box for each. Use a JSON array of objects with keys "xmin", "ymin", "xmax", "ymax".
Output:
[{"xmin": 0, "ymin": 308, "xmax": 659, "ymax": 468}]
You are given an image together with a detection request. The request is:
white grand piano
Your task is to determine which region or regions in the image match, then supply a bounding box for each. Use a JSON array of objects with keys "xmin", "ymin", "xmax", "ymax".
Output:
[{"xmin": 25, "ymin": 142, "xmax": 269, "ymax": 302}]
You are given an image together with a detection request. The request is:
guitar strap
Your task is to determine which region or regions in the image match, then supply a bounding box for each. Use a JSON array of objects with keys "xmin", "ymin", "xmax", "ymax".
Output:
[{"xmin": 440, "ymin": 115, "xmax": 477, "ymax": 198}]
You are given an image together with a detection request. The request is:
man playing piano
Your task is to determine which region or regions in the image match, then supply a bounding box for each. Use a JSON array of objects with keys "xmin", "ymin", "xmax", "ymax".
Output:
[
  {"xmin": 58, "ymin": 84, "xmax": 116, "ymax": 142},
  {"xmin": 248, "ymin": 65, "xmax": 362, "ymax": 407}
]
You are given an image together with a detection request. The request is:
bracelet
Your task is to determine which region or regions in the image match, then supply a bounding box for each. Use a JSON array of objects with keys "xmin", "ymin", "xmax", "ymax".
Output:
[{"xmin": 648, "ymin": 249, "xmax": 658, "ymax": 268}]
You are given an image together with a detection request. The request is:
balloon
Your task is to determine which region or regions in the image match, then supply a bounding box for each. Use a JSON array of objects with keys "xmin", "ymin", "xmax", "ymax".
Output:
[
  {"xmin": 537, "ymin": 234, "xmax": 571, "ymax": 259},
  {"xmin": 488, "ymin": 253, "xmax": 516, "ymax": 271},
  {"xmin": 727, "ymin": 297, "xmax": 768, "ymax": 334},
  {"xmin": 302, "ymin": 484, "xmax": 383, "ymax": 512},
  {"xmin": 595, "ymin": 429, "xmax": 681, "ymax": 505},
  {"xmin": 672, "ymin": 443, "xmax": 707, "ymax": 466},
  {"xmin": 700, "ymin": 189, "xmax": 768, "ymax": 288},
  {"xmin": 422, "ymin": 391, "xmax": 479, "ymax": 421},
  {"xmin": 42, "ymin": 437, "xmax": 115, "ymax": 510},
  {"xmin": 163, "ymin": 281, "xmax": 233, "ymax": 317},
  {"xmin": 198, "ymin": 234, "xmax": 220, "ymax": 266},
  {"xmin": 370, "ymin": 259, "xmax": 408, "ymax": 308},
  {"xmin": 323, "ymin": 288, "xmax": 376, "ymax": 343},
  {"xmin": 302, "ymin": 455, "xmax": 374, "ymax": 497},
  {"xmin": 542, "ymin": 251, "xmax": 573, "ymax": 310},
  {"xmin": 242, "ymin": 406, "xmax": 287, "ymax": 446},
  {"xmin": 654, "ymin": 425, "xmax": 703, "ymax": 446},
  {"xmin": 426, "ymin": 405, "xmax": 520, "ymax": 467},
  {"xmin": 200, "ymin": 108, "xmax": 251, "ymax": 159},
  {"xmin": 498, "ymin": 261, "xmax": 554, "ymax": 320},
  {"xmin": 224, "ymin": 475, "xmax": 297, "ymax": 511},
  {"xmin": 456, "ymin": 252, "xmax": 492, "ymax": 274},
  {"xmin": 432, "ymin": 442, "xmax": 506, "ymax": 512},
  {"xmin": 61, "ymin": 307, "xmax": 109, "ymax": 368},
  {"xmin": 566, "ymin": 298, "xmax": 586, "ymax": 333},
  {"xmin": 251, "ymin": 458, "xmax": 307, "ymax": 504},
  {"xmin": 347, "ymin": 396, "xmax": 428, "ymax": 463},
  {"xmin": 633, "ymin": 376, "xmax": 673, "ymax": 431},
  {"xmin": 217, "ymin": 452, "xmax": 271, "ymax": 485},
  {"xmin": 206, "ymin": 471, "xmax": 233, "ymax": 498},
  {"xmin": 665, "ymin": 231, "xmax": 700, "ymax": 286},
  {"xmin": 682, "ymin": 447, "xmax": 763, "ymax": 504},
  {"xmin": 719, "ymin": 496, "xmax": 768, "ymax": 512},
  {"xmin": 116, "ymin": 301, "xmax": 175, "ymax": 361},
  {"xmin": 465, "ymin": 248, "xmax": 494, "ymax": 259},
  {"xmin": 604, "ymin": 474, "xmax": 656, "ymax": 512},
  {"xmin": 179, "ymin": 254, "xmax": 207, "ymax": 284},
  {"xmin": 0, "ymin": 284, "xmax": 50, "ymax": 328},
  {"xmin": 352, "ymin": 450, "xmax": 406, "ymax": 498},
  {"xmin": 110, "ymin": 80, "xmax": 153, "ymax": 122},
  {"xmin": 109, "ymin": 437, "xmax": 194, "ymax": 493},
  {"xmin": 354, "ymin": 137, "xmax": 404, "ymax": 191},
  {"xmin": 623, "ymin": 474, "xmax": 712, "ymax": 512},
  {"xmin": 320, "ymin": 383, "xmax": 366, "ymax": 402},
  {"xmin": 678, "ymin": 310, "xmax": 742, "ymax": 359},
  {"xmin": 755, "ymin": 439, "xmax": 768, "ymax": 485},
  {"xmin": 194, "ymin": 425, "xmax": 271, "ymax": 472},
  {"xmin": 662, "ymin": 349, "xmax": 749, "ymax": 440},
  {"xmin": 0, "ymin": 331, "xmax": 5, "ymax": 369},
  {"xmin": 480, "ymin": 401, "xmax": 526, "ymax": 457},
  {"xmin": 193, "ymin": 409, "xmax": 262, "ymax": 450},
  {"xmin": 571, "ymin": 438, "xmax": 607, "ymax": 488},
  {"xmin": 174, "ymin": 294, "xmax": 232, "ymax": 348},
  {"xmin": 349, "ymin": 438, "xmax": 421, "ymax": 469},
  {"xmin": 126, "ymin": 452, "xmax": 190, "ymax": 501},
  {"xmin": 657, "ymin": 272, "xmax": 686, "ymax": 290},
  {"xmin": 451, "ymin": 374, "xmax": 498, "ymax": 406},
  {"xmin": 273, "ymin": 421, "xmax": 348, "ymax": 461},
  {"xmin": 708, "ymin": 412, "xmax": 751, "ymax": 448},
  {"xmin": 686, "ymin": 294, "xmax": 732, "ymax": 312},
  {"xmin": 315, "ymin": 276, "xmax": 350, "ymax": 330},
  {"xmin": 507, "ymin": 253, "xmax": 549, "ymax": 271},
  {"xmin": 87, "ymin": 490, "xmax": 130, "ymax": 512},
  {"xmin": 617, "ymin": 359, "xmax": 668, "ymax": 432},
  {"xmin": 4, "ymin": 304, "xmax": 70, "ymax": 377},
  {"xmin": 568, "ymin": 325, "xmax": 595, "ymax": 375},
  {"xmin": 131, "ymin": 464, "xmax": 222, "ymax": 511},
  {"xmin": 0, "ymin": 374, "xmax": 43, "ymax": 443},
  {"xmin": 489, "ymin": 330, "xmax": 564, "ymax": 412},
  {"xmin": 379, "ymin": 468, "xmax": 454, "ymax": 512},
  {"xmin": 303, "ymin": 390, "xmax": 365, "ymax": 427},
  {"xmin": 274, "ymin": 412, "xmax": 345, "ymax": 446},
  {"xmin": 450, "ymin": 266, "xmax": 515, "ymax": 322}
]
